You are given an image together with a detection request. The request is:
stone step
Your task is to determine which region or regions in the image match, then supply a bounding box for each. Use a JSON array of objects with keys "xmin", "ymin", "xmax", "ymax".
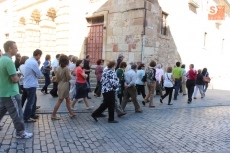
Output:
[
  {"xmin": 38, "ymin": 78, "xmax": 97, "ymax": 83},
  {"xmin": 37, "ymin": 83, "xmax": 97, "ymax": 91}
]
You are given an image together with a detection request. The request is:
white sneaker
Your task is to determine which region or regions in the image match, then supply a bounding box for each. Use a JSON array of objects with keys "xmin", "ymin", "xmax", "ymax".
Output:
[
  {"xmin": 16, "ymin": 131, "xmax": 33, "ymax": 139},
  {"xmin": 86, "ymin": 106, "xmax": 94, "ymax": 110}
]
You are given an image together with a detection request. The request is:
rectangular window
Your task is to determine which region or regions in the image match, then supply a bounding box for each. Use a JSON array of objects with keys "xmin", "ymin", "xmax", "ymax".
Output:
[{"xmin": 161, "ymin": 12, "xmax": 168, "ymax": 35}]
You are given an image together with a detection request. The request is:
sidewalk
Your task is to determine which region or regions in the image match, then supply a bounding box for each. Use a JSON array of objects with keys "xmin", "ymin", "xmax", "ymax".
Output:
[
  {"xmin": 35, "ymin": 89, "xmax": 230, "ymax": 113},
  {"xmin": 0, "ymin": 89, "xmax": 230, "ymax": 153}
]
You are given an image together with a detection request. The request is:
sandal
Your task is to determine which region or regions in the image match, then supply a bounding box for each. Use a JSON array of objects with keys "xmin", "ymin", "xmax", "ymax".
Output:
[
  {"xmin": 24, "ymin": 118, "xmax": 36, "ymax": 123},
  {"xmin": 36, "ymin": 106, "xmax": 41, "ymax": 109},
  {"xmin": 70, "ymin": 114, "xmax": 76, "ymax": 119},
  {"xmin": 51, "ymin": 116, "xmax": 61, "ymax": 120}
]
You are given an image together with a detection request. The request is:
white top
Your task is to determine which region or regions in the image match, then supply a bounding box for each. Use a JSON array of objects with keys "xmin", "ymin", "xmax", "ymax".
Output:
[
  {"xmin": 163, "ymin": 72, "xmax": 174, "ymax": 87},
  {"xmin": 156, "ymin": 68, "xmax": 164, "ymax": 82},
  {"xmin": 18, "ymin": 64, "xmax": 26, "ymax": 85},
  {"xmin": 68, "ymin": 62, "xmax": 75, "ymax": 70},
  {"xmin": 103, "ymin": 66, "xmax": 108, "ymax": 72},
  {"xmin": 68, "ymin": 62, "xmax": 76, "ymax": 81},
  {"xmin": 51, "ymin": 58, "xmax": 59, "ymax": 71}
]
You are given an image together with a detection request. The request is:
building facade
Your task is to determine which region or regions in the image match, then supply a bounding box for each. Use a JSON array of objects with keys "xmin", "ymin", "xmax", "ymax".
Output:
[{"xmin": 0, "ymin": 0, "xmax": 230, "ymax": 89}]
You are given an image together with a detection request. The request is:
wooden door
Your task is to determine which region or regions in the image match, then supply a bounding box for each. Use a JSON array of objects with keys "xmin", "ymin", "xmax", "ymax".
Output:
[{"xmin": 86, "ymin": 24, "xmax": 103, "ymax": 64}]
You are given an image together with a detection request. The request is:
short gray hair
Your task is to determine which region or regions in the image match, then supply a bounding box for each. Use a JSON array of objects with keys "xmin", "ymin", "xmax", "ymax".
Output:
[
  {"xmin": 131, "ymin": 64, "xmax": 137, "ymax": 69},
  {"xmin": 156, "ymin": 64, "xmax": 161, "ymax": 69}
]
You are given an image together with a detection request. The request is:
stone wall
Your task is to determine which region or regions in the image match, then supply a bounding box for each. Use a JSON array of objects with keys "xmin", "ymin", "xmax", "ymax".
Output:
[
  {"xmin": 106, "ymin": 9, "xmax": 144, "ymax": 63},
  {"xmin": 94, "ymin": 0, "xmax": 145, "ymax": 63},
  {"xmin": 92, "ymin": 0, "xmax": 180, "ymax": 67},
  {"xmin": 143, "ymin": 0, "xmax": 180, "ymax": 68}
]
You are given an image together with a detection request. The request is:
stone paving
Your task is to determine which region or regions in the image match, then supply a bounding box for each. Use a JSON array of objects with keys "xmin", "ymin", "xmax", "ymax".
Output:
[{"xmin": 0, "ymin": 89, "xmax": 230, "ymax": 153}]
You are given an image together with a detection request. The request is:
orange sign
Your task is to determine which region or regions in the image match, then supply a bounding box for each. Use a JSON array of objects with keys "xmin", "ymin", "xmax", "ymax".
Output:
[{"xmin": 208, "ymin": 6, "xmax": 225, "ymax": 20}]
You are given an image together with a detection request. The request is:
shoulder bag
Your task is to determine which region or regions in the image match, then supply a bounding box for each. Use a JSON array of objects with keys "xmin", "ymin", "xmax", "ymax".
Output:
[{"xmin": 166, "ymin": 73, "xmax": 175, "ymax": 89}]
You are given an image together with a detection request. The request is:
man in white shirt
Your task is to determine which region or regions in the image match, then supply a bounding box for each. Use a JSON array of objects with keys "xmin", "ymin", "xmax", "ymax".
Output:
[
  {"xmin": 125, "ymin": 62, "xmax": 134, "ymax": 72},
  {"xmin": 51, "ymin": 54, "xmax": 60, "ymax": 72},
  {"xmin": 50, "ymin": 54, "xmax": 60, "ymax": 97},
  {"xmin": 23, "ymin": 49, "xmax": 42, "ymax": 123},
  {"xmin": 121, "ymin": 64, "xmax": 142, "ymax": 113}
]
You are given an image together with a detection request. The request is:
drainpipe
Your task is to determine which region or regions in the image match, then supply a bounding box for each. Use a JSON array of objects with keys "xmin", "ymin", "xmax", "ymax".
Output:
[{"xmin": 142, "ymin": 1, "xmax": 147, "ymax": 63}]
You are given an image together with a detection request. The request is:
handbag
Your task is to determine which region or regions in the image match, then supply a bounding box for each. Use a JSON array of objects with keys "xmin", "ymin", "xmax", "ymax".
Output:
[
  {"xmin": 203, "ymin": 76, "xmax": 211, "ymax": 83},
  {"xmin": 51, "ymin": 71, "xmax": 58, "ymax": 82},
  {"xmin": 86, "ymin": 81, "xmax": 91, "ymax": 92},
  {"xmin": 142, "ymin": 74, "xmax": 147, "ymax": 82},
  {"xmin": 166, "ymin": 73, "xmax": 175, "ymax": 89}
]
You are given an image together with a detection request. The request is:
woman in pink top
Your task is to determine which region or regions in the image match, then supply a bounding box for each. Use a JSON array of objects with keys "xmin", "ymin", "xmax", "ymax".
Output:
[
  {"xmin": 186, "ymin": 64, "xmax": 197, "ymax": 104},
  {"xmin": 94, "ymin": 59, "xmax": 104, "ymax": 97}
]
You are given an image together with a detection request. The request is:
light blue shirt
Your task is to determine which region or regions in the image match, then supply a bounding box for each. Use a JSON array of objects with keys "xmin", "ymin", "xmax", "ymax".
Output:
[
  {"xmin": 182, "ymin": 68, "xmax": 186, "ymax": 76},
  {"xmin": 125, "ymin": 69, "xmax": 137, "ymax": 87},
  {"xmin": 23, "ymin": 57, "xmax": 42, "ymax": 88},
  {"xmin": 135, "ymin": 70, "xmax": 145, "ymax": 85}
]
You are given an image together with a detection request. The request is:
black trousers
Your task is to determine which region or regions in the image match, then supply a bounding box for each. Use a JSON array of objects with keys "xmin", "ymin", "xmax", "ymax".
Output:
[
  {"xmin": 94, "ymin": 81, "xmax": 101, "ymax": 97},
  {"xmin": 161, "ymin": 87, "xmax": 173, "ymax": 104},
  {"xmin": 136, "ymin": 84, "xmax": 146, "ymax": 99},
  {"xmin": 49, "ymin": 72, "xmax": 58, "ymax": 97},
  {"xmin": 92, "ymin": 91, "xmax": 115, "ymax": 121},
  {"xmin": 21, "ymin": 86, "xmax": 27, "ymax": 108},
  {"xmin": 186, "ymin": 79, "xmax": 196, "ymax": 101},
  {"xmin": 86, "ymin": 74, "xmax": 91, "ymax": 96}
]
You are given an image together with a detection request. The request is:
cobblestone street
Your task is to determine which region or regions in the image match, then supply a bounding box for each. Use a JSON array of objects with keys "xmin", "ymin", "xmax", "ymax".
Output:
[{"xmin": 0, "ymin": 89, "xmax": 230, "ymax": 153}]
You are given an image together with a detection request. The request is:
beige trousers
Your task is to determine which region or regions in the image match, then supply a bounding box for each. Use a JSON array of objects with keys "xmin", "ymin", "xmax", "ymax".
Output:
[{"xmin": 144, "ymin": 82, "xmax": 156, "ymax": 106}]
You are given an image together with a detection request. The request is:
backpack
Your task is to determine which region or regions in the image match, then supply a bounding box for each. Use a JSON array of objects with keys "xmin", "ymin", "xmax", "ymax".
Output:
[{"xmin": 141, "ymin": 74, "xmax": 147, "ymax": 82}]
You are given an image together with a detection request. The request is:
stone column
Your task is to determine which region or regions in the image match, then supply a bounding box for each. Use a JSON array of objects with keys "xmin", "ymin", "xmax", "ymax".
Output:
[
  {"xmin": 24, "ymin": 19, "xmax": 40, "ymax": 55},
  {"xmin": 14, "ymin": 23, "xmax": 26, "ymax": 52},
  {"xmin": 40, "ymin": 13, "xmax": 56, "ymax": 57},
  {"xmin": 56, "ymin": 1, "xmax": 69, "ymax": 53}
]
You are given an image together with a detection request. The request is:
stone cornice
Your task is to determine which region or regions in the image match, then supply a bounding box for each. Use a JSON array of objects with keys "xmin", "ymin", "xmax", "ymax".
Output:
[
  {"xmin": 16, "ymin": 0, "xmax": 47, "ymax": 11},
  {"xmin": 0, "ymin": 0, "xmax": 6, "ymax": 3}
]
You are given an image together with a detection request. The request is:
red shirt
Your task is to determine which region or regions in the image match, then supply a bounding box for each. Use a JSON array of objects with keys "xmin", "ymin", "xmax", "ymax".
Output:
[
  {"xmin": 187, "ymin": 69, "xmax": 197, "ymax": 80},
  {"xmin": 76, "ymin": 67, "xmax": 86, "ymax": 83}
]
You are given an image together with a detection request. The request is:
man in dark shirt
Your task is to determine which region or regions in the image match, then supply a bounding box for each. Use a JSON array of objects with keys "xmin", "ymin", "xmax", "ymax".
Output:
[
  {"xmin": 115, "ymin": 54, "xmax": 124, "ymax": 71},
  {"xmin": 14, "ymin": 53, "xmax": 21, "ymax": 71},
  {"xmin": 83, "ymin": 55, "xmax": 92, "ymax": 99}
]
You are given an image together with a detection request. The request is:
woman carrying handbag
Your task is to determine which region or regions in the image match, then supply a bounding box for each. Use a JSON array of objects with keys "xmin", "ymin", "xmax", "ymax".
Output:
[{"xmin": 160, "ymin": 67, "xmax": 174, "ymax": 105}]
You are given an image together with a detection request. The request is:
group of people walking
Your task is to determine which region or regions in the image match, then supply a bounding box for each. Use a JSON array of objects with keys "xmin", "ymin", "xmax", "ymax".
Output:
[{"xmin": 0, "ymin": 40, "xmax": 210, "ymax": 139}]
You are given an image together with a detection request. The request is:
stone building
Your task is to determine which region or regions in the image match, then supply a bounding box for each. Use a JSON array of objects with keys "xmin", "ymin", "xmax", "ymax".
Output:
[{"xmin": 0, "ymin": 0, "xmax": 230, "ymax": 82}]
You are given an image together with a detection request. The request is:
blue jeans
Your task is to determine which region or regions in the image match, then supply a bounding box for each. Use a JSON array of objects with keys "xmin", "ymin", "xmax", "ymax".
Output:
[
  {"xmin": 203, "ymin": 83, "xmax": 208, "ymax": 92},
  {"xmin": 174, "ymin": 79, "xmax": 181, "ymax": 99},
  {"xmin": 42, "ymin": 73, "xmax": 51, "ymax": 93},
  {"xmin": 23, "ymin": 87, "xmax": 37, "ymax": 120}
]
